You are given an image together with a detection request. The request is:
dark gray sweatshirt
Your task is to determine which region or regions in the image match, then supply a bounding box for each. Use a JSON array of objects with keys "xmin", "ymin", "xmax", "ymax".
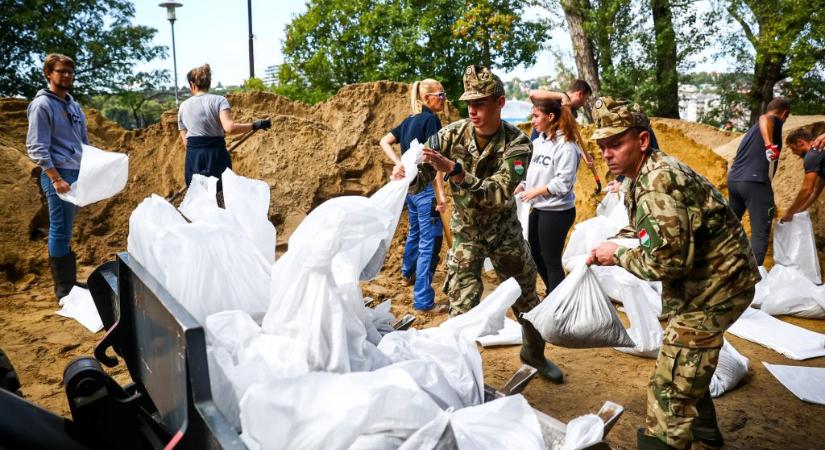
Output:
[{"xmin": 26, "ymin": 89, "xmax": 89, "ymax": 171}]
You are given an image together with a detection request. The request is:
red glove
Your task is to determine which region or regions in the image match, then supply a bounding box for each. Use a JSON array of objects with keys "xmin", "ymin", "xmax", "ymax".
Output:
[{"xmin": 765, "ymin": 144, "xmax": 780, "ymax": 161}]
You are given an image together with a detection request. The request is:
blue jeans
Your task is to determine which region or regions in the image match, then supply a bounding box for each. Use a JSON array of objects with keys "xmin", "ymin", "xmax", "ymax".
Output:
[
  {"xmin": 402, "ymin": 185, "xmax": 439, "ymax": 310},
  {"xmin": 40, "ymin": 168, "xmax": 80, "ymax": 257}
]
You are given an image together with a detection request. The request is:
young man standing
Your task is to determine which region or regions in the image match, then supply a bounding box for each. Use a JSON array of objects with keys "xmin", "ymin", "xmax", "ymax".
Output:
[
  {"xmin": 587, "ymin": 98, "xmax": 759, "ymax": 450},
  {"xmin": 727, "ymin": 97, "xmax": 790, "ymax": 265},
  {"xmin": 400, "ymin": 65, "xmax": 564, "ymax": 383},
  {"xmin": 26, "ymin": 53, "xmax": 90, "ymax": 300},
  {"xmin": 779, "ymin": 129, "xmax": 825, "ymax": 222}
]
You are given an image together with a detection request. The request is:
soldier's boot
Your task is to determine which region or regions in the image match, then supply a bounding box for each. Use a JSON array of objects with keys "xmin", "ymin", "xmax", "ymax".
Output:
[
  {"xmin": 49, "ymin": 253, "xmax": 76, "ymax": 301},
  {"xmin": 519, "ymin": 318, "xmax": 563, "ymax": 383},
  {"xmin": 637, "ymin": 428, "xmax": 679, "ymax": 450},
  {"xmin": 691, "ymin": 392, "xmax": 723, "ymax": 449}
]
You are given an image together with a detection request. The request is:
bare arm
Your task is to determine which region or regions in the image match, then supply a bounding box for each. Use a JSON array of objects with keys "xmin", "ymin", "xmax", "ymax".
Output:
[
  {"xmin": 781, "ymin": 172, "xmax": 819, "ymax": 220},
  {"xmin": 179, "ymin": 130, "xmax": 188, "ymax": 150},
  {"xmin": 379, "ymin": 133, "xmax": 402, "ymax": 166},
  {"xmin": 529, "ymin": 90, "xmax": 565, "ymax": 104},
  {"xmin": 814, "ymin": 133, "xmax": 825, "ymax": 150},
  {"xmin": 219, "ymin": 109, "xmax": 253, "ymax": 135},
  {"xmin": 799, "ymin": 176, "xmax": 825, "ymax": 212},
  {"xmin": 434, "ymin": 173, "xmax": 447, "ymax": 212},
  {"xmin": 759, "ymin": 114, "xmax": 775, "ymax": 146}
]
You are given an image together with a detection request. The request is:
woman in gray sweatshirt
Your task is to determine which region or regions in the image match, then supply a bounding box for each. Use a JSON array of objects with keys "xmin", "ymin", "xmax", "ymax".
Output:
[{"xmin": 515, "ymin": 99, "xmax": 582, "ymax": 295}]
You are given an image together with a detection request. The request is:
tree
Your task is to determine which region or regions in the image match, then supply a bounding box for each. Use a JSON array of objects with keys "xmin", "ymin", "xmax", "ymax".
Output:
[
  {"xmin": 0, "ymin": 0, "xmax": 166, "ymax": 100},
  {"xmin": 112, "ymin": 70, "xmax": 170, "ymax": 129},
  {"xmin": 277, "ymin": 0, "xmax": 549, "ymax": 105},
  {"xmin": 559, "ymin": 0, "xmax": 601, "ymax": 96},
  {"xmin": 650, "ymin": 0, "xmax": 679, "ymax": 117},
  {"xmin": 722, "ymin": 0, "xmax": 825, "ymax": 123}
]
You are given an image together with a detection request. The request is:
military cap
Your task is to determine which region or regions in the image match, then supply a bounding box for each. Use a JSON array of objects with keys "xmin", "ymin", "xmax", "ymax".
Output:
[
  {"xmin": 459, "ymin": 65, "xmax": 505, "ymax": 101},
  {"xmin": 590, "ymin": 97, "xmax": 650, "ymax": 140}
]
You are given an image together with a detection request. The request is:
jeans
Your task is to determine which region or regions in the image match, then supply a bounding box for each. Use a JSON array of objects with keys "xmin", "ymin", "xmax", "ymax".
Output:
[
  {"xmin": 40, "ymin": 168, "xmax": 80, "ymax": 257},
  {"xmin": 402, "ymin": 185, "xmax": 439, "ymax": 310}
]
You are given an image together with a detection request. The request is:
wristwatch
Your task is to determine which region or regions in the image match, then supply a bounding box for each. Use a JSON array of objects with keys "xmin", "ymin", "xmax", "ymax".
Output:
[{"xmin": 444, "ymin": 162, "xmax": 463, "ymax": 181}]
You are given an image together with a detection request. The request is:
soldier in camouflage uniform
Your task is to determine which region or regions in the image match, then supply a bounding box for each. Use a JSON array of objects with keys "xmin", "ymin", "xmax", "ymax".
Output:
[
  {"xmin": 586, "ymin": 98, "xmax": 760, "ymax": 450},
  {"xmin": 407, "ymin": 65, "xmax": 564, "ymax": 383}
]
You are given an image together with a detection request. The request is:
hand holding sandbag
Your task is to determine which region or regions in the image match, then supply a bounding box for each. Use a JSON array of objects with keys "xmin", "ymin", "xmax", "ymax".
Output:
[
  {"xmin": 523, "ymin": 262, "xmax": 634, "ymax": 349},
  {"xmin": 252, "ymin": 118, "xmax": 271, "ymax": 130}
]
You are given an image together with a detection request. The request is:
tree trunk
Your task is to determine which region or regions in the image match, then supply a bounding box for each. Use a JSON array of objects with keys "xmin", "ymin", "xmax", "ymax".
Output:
[
  {"xmin": 560, "ymin": 0, "xmax": 600, "ymax": 96},
  {"xmin": 650, "ymin": 0, "xmax": 679, "ymax": 118},
  {"xmin": 748, "ymin": 51, "xmax": 785, "ymax": 124}
]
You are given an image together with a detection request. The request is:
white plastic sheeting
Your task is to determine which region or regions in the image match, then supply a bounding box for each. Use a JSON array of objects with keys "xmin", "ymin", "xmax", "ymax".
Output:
[
  {"xmin": 476, "ymin": 317, "xmax": 522, "ymax": 347},
  {"xmin": 398, "ymin": 395, "xmax": 545, "ymax": 450},
  {"xmin": 57, "ymin": 144, "xmax": 128, "ymax": 207},
  {"xmin": 516, "ymin": 196, "xmax": 530, "ymax": 240},
  {"xmin": 562, "ymin": 192, "xmax": 628, "ymax": 271},
  {"xmin": 611, "ymin": 275, "xmax": 663, "ymax": 358},
  {"xmin": 525, "ymin": 263, "xmax": 634, "ymax": 348},
  {"xmin": 754, "ymin": 265, "xmax": 825, "ymax": 318},
  {"xmin": 709, "ymin": 339, "xmax": 749, "ymax": 398},
  {"xmin": 763, "ymin": 362, "xmax": 825, "ymax": 405},
  {"xmin": 774, "ymin": 212, "xmax": 822, "ymax": 285},
  {"xmin": 55, "ymin": 286, "xmax": 103, "ymax": 333},
  {"xmin": 222, "ymin": 169, "xmax": 277, "ymax": 264},
  {"xmin": 239, "ymin": 366, "xmax": 443, "ymax": 450},
  {"xmin": 728, "ymin": 308, "xmax": 825, "ymax": 360}
]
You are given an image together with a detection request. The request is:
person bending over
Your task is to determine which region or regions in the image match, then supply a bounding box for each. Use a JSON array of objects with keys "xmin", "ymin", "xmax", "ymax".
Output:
[{"xmin": 779, "ymin": 129, "xmax": 825, "ymax": 222}]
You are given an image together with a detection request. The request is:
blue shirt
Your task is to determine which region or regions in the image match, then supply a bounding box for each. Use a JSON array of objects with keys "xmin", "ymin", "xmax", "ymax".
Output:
[
  {"xmin": 803, "ymin": 148, "xmax": 825, "ymax": 181},
  {"xmin": 729, "ymin": 116, "xmax": 783, "ymax": 184},
  {"xmin": 26, "ymin": 89, "xmax": 89, "ymax": 170},
  {"xmin": 390, "ymin": 106, "xmax": 441, "ymax": 153}
]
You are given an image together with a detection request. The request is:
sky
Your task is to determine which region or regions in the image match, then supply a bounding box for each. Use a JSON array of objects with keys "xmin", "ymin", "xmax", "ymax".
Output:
[{"xmin": 131, "ymin": 0, "xmax": 732, "ymax": 87}]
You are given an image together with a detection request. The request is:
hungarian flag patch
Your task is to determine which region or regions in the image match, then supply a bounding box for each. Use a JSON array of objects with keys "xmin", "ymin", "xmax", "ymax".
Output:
[
  {"xmin": 639, "ymin": 228, "xmax": 651, "ymax": 247},
  {"xmin": 513, "ymin": 160, "xmax": 525, "ymax": 175}
]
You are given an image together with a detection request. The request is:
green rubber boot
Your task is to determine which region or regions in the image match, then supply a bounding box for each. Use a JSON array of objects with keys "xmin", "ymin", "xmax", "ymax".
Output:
[
  {"xmin": 637, "ymin": 428, "xmax": 679, "ymax": 450},
  {"xmin": 519, "ymin": 318, "xmax": 563, "ymax": 383},
  {"xmin": 691, "ymin": 392, "xmax": 724, "ymax": 448}
]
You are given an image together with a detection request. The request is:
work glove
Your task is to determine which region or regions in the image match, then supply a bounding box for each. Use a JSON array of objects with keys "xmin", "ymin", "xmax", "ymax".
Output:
[
  {"xmin": 765, "ymin": 144, "xmax": 780, "ymax": 161},
  {"xmin": 252, "ymin": 118, "xmax": 272, "ymax": 131}
]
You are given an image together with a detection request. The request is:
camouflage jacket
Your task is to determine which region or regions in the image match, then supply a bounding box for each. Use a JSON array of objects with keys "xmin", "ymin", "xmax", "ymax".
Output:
[
  {"xmin": 411, "ymin": 119, "xmax": 530, "ymax": 241},
  {"xmin": 613, "ymin": 149, "xmax": 760, "ymax": 316}
]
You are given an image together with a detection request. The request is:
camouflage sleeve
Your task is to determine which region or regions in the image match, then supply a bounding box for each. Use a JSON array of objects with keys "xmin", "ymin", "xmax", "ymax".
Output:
[
  {"xmin": 454, "ymin": 143, "xmax": 530, "ymax": 210},
  {"xmin": 614, "ymin": 190, "xmax": 695, "ymax": 281},
  {"xmin": 611, "ymin": 225, "xmax": 637, "ymax": 239}
]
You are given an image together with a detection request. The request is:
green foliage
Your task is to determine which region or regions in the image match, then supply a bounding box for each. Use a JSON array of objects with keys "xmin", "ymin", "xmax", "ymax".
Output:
[
  {"xmin": 278, "ymin": 0, "xmax": 549, "ymax": 106},
  {"xmin": 0, "ymin": 0, "xmax": 167, "ymax": 100},
  {"xmin": 696, "ymin": 72, "xmax": 752, "ymax": 127}
]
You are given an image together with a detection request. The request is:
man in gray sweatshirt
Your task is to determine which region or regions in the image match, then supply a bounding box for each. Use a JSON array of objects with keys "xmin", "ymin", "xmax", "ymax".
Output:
[{"xmin": 26, "ymin": 53, "xmax": 89, "ymax": 300}]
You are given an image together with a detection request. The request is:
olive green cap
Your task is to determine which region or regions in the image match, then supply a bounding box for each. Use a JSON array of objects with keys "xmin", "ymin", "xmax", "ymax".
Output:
[
  {"xmin": 459, "ymin": 65, "xmax": 505, "ymax": 101},
  {"xmin": 590, "ymin": 97, "xmax": 650, "ymax": 140}
]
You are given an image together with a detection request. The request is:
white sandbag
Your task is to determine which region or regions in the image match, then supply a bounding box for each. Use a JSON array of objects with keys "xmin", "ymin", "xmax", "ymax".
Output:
[
  {"xmin": 178, "ymin": 174, "xmax": 219, "ymax": 221},
  {"xmin": 439, "ymin": 277, "xmax": 521, "ymax": 342},
  {"xmin": 763, "ymin": 362, "xmax": 825, "ymax": 405},
  {"xmin": 205, "ymin": 310, "xmax": 262, "ymax": 354},
  {"xmin": 55, "ymin": 286, "xmax": 103, "ymax": 333},
  {"xmin": 450, "ymin": 395, "xmax": 545, "ymax": 450},
  {"xmin": 126, "ymin": 194, "xmax": 187, "ymax": 277},
  {"xmin": 774, "ymin": 212, "xmax": 822, "ymax": 284},
  {"xmin": 516, "ymin": 196, "xmax": 530, "ymax": 240},
  {"xmin": 477, "ymin": 317, "xmax": 522, "ymax": 347},
  {"xmin": 562, "ymin": 192, "xmax": 628, "ymax": 271},
  {"xmin": 751, "ymin": 266, "xmax": 769, "ymax": 307},
  {"xmin": 613, "ymin": 280, "xmax": 663, "ymax": 358},
  {"xmin": 756, "ymin": 265, "xmax": 825, "ymax": 318},
  {"xmin": 709, "ymin": 339, "xmax": 749, "ymax": 398},
  {"xmin": 591, "ymin": 265, "xmax": 662, "ymax": 316},
  {"xmin": 239, "ymin": 367, "xmax": 442, "ymax": 450},
  {"xmin": 483, "ymin": 257, "xmax": 494, "ymax": 272},
  {"xmin": 364, "ymin": 299, "xmax": 395, "ymax": 345},
  {"xmin": 561, "ymin": 414, "xmax": 604, "ymax": 450},
  {"xmin": 222, "ymin": 168, "xmax": 277, "ymax": 264},
  {"xmin": 524, "ymin": 263, "xmax": 634, "ymax": 348},
  {"xmin": 378, "ymin": 328, "xmax": 484, "ymax": 407},
  {"xmin": 57, "ymin": 144, "xmax": 128, "ymax": 207},
  {"xmin": 728, "ymin": 308, "xmax": 825, "ymax": 360},
  {"xmin": 390, "ymin": 360, "xmax": 465, "ymax": 410},
  {"xmin": 396, "ymin": 408, "xmax": 454, "ymax": 450}
]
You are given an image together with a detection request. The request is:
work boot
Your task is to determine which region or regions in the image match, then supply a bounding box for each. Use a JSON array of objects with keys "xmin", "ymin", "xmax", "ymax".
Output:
[
  {"xmin": 518, "ymin": 318, "xmax": 563, "ymax": 383},
  {"xmin": 691, "ymin": 392, "xmax": 724, "ymax": 448},
  {"xmin": 637, "ymin": 428, "xmax": 680, "ymax": 450},
  {"xmin": 49, "ymin": 253, "xmax": 76, "ymax": 300}
]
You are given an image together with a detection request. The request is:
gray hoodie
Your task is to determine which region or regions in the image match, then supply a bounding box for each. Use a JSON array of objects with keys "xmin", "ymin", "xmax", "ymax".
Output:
[{"xmin": 26, "ymin": 89, "xmax": 89, "ymax": 171}]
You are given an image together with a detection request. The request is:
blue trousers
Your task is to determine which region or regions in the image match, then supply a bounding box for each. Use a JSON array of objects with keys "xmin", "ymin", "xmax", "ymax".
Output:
[
  {"xmin": 40, "ymin": 168, "xmax": 80, "ymax": 257},
  {"xmin": 402, "ymin": 185, "xmax": 442, "ymax": 310}
]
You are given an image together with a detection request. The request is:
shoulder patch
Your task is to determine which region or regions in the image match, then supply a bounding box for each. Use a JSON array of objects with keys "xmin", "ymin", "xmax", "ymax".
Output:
[{"xmin": 513, "ymin": 160, "xmax": 525, "ymax": 175}]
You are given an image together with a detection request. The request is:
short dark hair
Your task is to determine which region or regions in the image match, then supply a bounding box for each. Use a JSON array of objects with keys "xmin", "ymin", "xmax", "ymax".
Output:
[
  {"xmin": 43, "ymin": 53, "xmax": 75, "ymax": 73},
  {"xmin": 568, "ymin": 79, "xmax": 592, "ymax": 96},
  {"xmin": 787, "ymin": 129, "xmax": 814, "ymax": 145},
  {"xmin": 766, "ymin": 97, "xmax": 790, "ymax": 113}
]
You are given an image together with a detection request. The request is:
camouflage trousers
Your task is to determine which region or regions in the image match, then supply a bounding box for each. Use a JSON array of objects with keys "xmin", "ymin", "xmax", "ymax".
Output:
[
  {"xmin": 645, "ymin": 287, "xmax": 754, "ymax": 449},
  {"xmin": 443, "ymin": 231, "xmax": 539, "ymax": 318}
]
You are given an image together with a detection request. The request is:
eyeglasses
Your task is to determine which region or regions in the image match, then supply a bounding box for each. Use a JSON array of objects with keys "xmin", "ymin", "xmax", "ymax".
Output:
[
  {"xmin": 425, "ymin": 92, "xmax": 447, "ymax": 100},
  {"xmin": 53, "ymin": 69, "xmax": 75, "ymax": 76}
]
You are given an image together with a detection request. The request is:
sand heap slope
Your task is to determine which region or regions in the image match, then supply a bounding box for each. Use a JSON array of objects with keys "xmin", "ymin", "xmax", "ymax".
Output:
[{"xmin": 0, "ymin": 82, "xmax": 461, "ymax": 285}]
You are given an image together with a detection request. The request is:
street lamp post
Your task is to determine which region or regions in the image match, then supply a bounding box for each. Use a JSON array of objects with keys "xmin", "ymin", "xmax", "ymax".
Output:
[
  {"xmin": 247, "ymin": 0, "xmax": 254, "ymax": 79},
  {"xmin": 159, "ymin": 2, "xmax": 183, "ymax": 105}
]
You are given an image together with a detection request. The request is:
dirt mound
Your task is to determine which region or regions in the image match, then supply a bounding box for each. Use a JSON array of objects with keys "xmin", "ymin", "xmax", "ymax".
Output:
[{"xmin": 652, "ymin": 117, "xmax": 740, "ymax": 150}]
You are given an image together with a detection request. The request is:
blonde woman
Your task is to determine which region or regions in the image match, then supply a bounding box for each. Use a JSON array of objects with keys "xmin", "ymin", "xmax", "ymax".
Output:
[
  {"xmin": 178, "ymin": 63, "xmax": 270, "ymax": 191},
  {"xmin": 379, "ymin": 79, "xmax": 447, "ymax": 312}
]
